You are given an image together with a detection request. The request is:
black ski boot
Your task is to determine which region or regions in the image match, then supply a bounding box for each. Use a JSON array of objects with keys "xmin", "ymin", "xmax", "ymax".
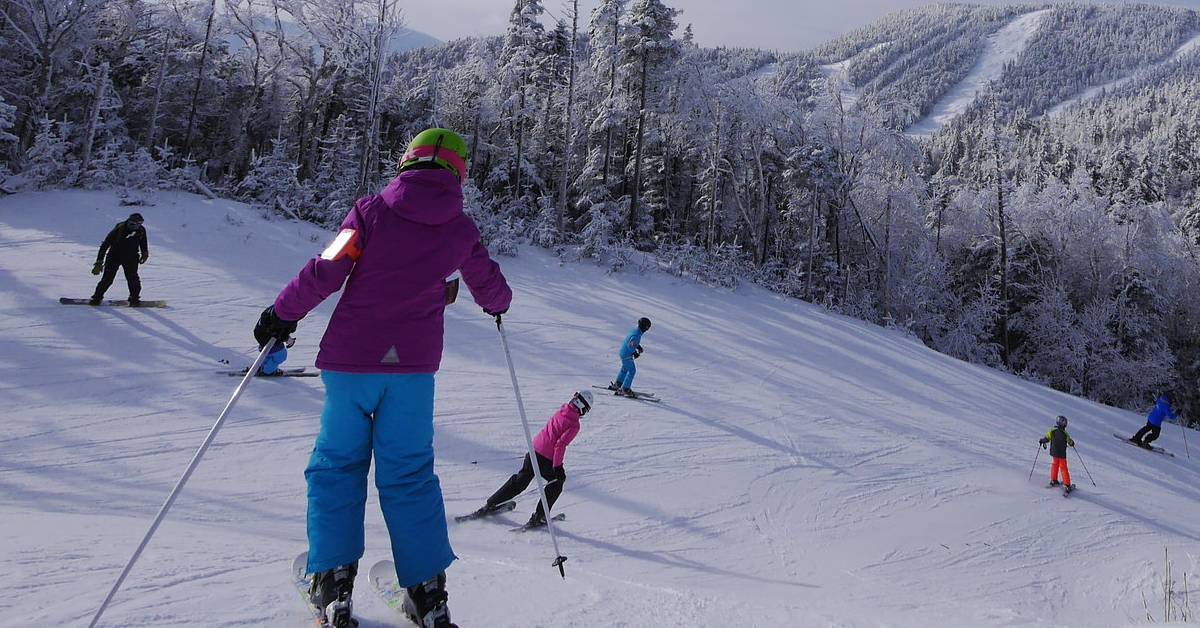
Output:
[
  {"xmin": 88, "ymin": 296, "xmax": 102, "ymax": 306},
  {"xmin": 128, "ymin": 297, "xmax": 141, "ymax": 307},
  {"xmin": 526, "ymin": 512, "xmax": 547, "ymax": 529},
  {"xmin": 607, "ymin": 381, "xmax": 621, "ymax": 391},
  {"xmin": 403, "ymin": 572, "xmax": 457, "ymax": 628},
  {"xmin": 310, "ymin": 562, "xmax": 358, "ymax": 627},
  {"xmin": 1048, "ymin": 480, "xmax": 1060, "ymax": 487}
]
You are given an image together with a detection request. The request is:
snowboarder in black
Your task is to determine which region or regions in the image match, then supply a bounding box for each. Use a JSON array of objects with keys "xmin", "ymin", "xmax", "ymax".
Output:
[{"xmin": 91, "ymin": 213, "xmax": 148, "ymax": 305}]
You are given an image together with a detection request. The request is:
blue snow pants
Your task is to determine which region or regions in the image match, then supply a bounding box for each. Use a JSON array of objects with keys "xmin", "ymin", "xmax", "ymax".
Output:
[
  {"xmin": 305, "ymin": 371, "xmax": 455, "ymax": 587},
  {"xmin": 615, "ymin": 357, "xmax": 636, "ymax": 389}
]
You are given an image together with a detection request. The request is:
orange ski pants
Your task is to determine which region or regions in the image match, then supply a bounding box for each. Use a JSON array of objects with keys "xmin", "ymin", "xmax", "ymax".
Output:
[{"xmin": 1050, "ymin": 457, "xmax": 1071, "ymax": 485}]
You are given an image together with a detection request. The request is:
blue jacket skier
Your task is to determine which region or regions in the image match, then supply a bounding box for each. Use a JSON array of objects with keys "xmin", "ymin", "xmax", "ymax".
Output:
[
  {"xmin": 1130, "ymin": 395, "xmax": 1178, "ymax": 449},
  {"xmin": 610, "ymin": 317, "xmax": 651, "ymax": 396}
]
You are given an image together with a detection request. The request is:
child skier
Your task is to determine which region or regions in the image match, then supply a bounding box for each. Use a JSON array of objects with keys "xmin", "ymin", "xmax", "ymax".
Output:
[
  {"xmin": 1040, "ymin": 415, "xmax": 1076, "ymax": 494},
  {"xmin": 465, "ymin": 390, "xmax": 592, "ymax": 528},
  {"xmin": 1129, "ymin": 395, "xmax": 1177, "ymax": 449},
  {"xmin": 610, "ymin": 317, "xmax": 651, "ymax": 397},
  {"xmin": 254, "ymin": 128, "xmax": 511, "ymax": 628}
]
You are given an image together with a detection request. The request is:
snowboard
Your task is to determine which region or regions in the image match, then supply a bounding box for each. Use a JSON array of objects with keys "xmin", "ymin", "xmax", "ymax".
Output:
[
  {"xmin": 217, "ymin": 367, "xmax": 317, "ymax": 378},
  {"xmin": 60, "ymin": 297, "xmax": 167, "ymax": 308},
  {"xmin": 453, "ymin": 500, "xmax": 516, "ymax": 523},
  {"xmin": 291, "ymin": 551, "xmax": 358, "ymax": 627},
  {"xmin": 510, "ymin": 512, "xmax": 566, "ymax": 532},
  {"xmin": 1112, "ymin": 433, "xmax": 1175, "ymax": 457},
  {"xmin": 592, "ymin": 384, "xmax": 657, "ymax": 398}
]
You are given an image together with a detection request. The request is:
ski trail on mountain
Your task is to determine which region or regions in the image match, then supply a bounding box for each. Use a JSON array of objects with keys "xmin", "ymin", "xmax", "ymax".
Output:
[
  {"xmin": 908, "ymin": 9, "xmax": 1051, "ymax": 136},
  {"xmin": 1044, "ymin": 30, "xmax": 1200, "ymax": 117},
  {"xmin": 819, "ymin": 42, "xmax": 891, "ymax": 107}
]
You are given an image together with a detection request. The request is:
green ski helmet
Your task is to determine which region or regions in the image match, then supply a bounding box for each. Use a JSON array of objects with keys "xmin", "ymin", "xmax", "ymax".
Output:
[{"xmin": 399, "ymin": 128, "xmax": 469, "ymax": 182}]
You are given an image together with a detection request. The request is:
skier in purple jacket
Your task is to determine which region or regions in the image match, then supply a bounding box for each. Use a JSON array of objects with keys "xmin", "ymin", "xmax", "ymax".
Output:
[{"xmin": 255, "ymin": 129, "xmax": 511, "ymax": 628}]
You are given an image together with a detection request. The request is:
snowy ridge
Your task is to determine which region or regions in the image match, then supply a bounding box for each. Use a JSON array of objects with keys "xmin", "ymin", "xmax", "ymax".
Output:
[
  {"xmin": 1044, "ymin": 30, "xmax": 1200, "ymax": 118},
  {"xmin": 908, "ymin": 9, "xmax": 1051, "ymax": 136},
  {"xmin": 2, "ymin": 190, "xmax": 1200, "ymax": 627}
]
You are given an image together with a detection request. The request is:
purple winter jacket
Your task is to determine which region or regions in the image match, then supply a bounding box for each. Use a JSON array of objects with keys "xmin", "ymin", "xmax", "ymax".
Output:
[{"xmin": 274, "ymin": 169, "xmax": 512, "ymax": 374}]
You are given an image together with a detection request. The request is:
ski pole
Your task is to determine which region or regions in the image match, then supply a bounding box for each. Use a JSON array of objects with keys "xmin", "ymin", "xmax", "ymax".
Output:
[
  {"xmin": 89, "ymin": 338, "xmax": 277, "ymax": 628},
  {"xmin": 1180, "ymin": 416, "xmax": 1191, "ymax": 459},
  {"xmin": 494, "ymin": 315, "xmax": 568, "ymax": 579},
  {"xmin": 1028, "ymin": 445, "xmax": 1041, "ymax": 481},
  {"xmin": 1070, "ymin": 444, "xmax": 1097, "ymax": 487}
]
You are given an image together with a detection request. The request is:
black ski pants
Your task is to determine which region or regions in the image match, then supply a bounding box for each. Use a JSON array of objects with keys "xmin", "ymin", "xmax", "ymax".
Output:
[
  {"xmin": 93, "ymin": 257, "xmax": 140, "ymax": 300},
  {"xmin": 486, "ymin": 453, "xmax": 564, "ymax": 520},
  {"xmin": 1133, "ymin": 423, "xmax": 1162, "ymax": 446}
]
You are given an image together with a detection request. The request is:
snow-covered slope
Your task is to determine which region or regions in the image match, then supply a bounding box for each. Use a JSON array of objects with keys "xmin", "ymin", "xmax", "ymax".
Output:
[
  {"xmin": 908, "ymin": 10, "xmax": 1050, "ymax": 136},
  {"xmin": 1044, "ymin": 30, "xmax": 1200, "ymax": 118},
  {"xmin": 3, "ymin": 190, "xmax": 1199, "ymax": 627}
]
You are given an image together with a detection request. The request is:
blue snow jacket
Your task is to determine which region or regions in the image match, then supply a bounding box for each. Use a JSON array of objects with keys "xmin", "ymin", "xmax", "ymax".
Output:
[
  {"xmin": 1146, "ymin": 396, "xmax": 1177, "ymax": 427},
  {"xmin": 619, "ymin": 328, "xmax": 644, "ymax": 359}
]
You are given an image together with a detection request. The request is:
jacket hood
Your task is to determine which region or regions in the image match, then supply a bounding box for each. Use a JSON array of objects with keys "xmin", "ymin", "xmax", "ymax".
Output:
[
  {"xmin": 1157, "ymin": 396, "xmax": 1169, "ymax": 406},
  {"xmin": 380, "ymin": 169, "xmax": 464, "ymax": 226}
]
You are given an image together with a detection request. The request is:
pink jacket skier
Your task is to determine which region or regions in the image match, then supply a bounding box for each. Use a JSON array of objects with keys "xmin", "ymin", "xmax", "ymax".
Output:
[{"xmin": 468, "ymin": 390, "xmax": 593, "ymax": 527}]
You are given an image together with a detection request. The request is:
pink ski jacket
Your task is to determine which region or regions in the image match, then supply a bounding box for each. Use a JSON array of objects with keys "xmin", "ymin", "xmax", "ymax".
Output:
[
  {"xmin": 274, "ymin": 169, "xmax": 511, "ymax": 373},
  {"xmin": 533, "ymin": 403, "xmax": 581, "ymax": 468}
]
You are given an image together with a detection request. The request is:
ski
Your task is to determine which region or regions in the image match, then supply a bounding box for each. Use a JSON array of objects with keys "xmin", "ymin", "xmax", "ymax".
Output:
[
  {"xmin": 453, "ymin": 500, "xmax": 516, "ymax": 523},
  {"xmin": 619, "ymin": 392, "xmax": 661, "ymax": 403},
  {"xmin": 291, "ymin": 551, "xmax": 358, "ymax": 627},
  {"xmin": 60, "ymin": 297, "xmax": 167, "ymax": 308},
  {"xmin": 367, "ymin": 560, "xmax": 406, "ymax": 616},
  {"xmin": 217, "ymin": 367, "xmax": 317, "ymax": 378},
  {"xmin": 592, "ymin": 384, "xmax": 656, "ymax": 397},
  {"xmin": 1112, "ymin": 433, "xmax": 1175, "ymax": 457},
  {"xmin": 1063, "ymin": 484, "xmax": 1076, "ymax": 497},
  {"xmin": 509, "ymin": 512, "xmax": 566, "ymax": 532}
]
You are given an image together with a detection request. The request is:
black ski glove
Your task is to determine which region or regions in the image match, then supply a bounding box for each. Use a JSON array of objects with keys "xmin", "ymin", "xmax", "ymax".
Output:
[
  {"xmin": 91, "ymin": 261, "xmax": 103, "ymax": 275},
  {"xmin": 140, "ymin": 253, "xmax": 149, "ymax": 264},
  {"xmin": 634, "ymin": 344, "xmax": 644, "ymax": 358},
  {"xmin": 1039, "ymin": 438, "xmax": 1048, "ymax": 449},
  {"xmin": 254, "ymin": 305, "xmax": 297, "ymax": 349}
]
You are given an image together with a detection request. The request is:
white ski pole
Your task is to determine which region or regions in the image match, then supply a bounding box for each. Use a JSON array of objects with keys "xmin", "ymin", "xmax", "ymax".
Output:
[
  {"xmin": 88, "ymin": 338, "xmax": 278, "ymax": 627},
  {"xmin": 1182, "ymin": 415, "xmax": 1191, "ymax": 459},
  {"xmin": 494, "ymin": 316, "xmax": 568, "ymax": 578}
]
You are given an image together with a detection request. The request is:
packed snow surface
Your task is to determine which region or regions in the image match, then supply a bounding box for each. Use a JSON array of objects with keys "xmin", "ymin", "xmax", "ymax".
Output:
[
  {"xmin": 1044, "ymin": 30, "xmax": 1200, "ymax": 118},
  {"xmin": 908, "ymin": 10, "xmax": 1051, "ymax": 136},
  {"xmin": 2, "ymin": 190, "xmax": 1200, "ymax": 627}
]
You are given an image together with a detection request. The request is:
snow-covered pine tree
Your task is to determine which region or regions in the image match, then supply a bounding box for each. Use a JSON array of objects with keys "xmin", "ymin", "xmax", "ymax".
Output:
[{"xmin": 622, "ymin": 0, "xmax": 680, "ymax": 238}]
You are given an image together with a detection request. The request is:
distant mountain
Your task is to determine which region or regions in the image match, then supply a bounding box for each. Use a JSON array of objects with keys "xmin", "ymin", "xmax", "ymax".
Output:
[
  {"xmin": 808, "ymin": 3, "xmax": 1200, "ymax": 134},
  {"xmin": 393, "ymin": 27, "xmax": 442, "ymax": 52},
  {"xmin": 225, "ymin": 19, "xmax": 441, "ymax": 55}
]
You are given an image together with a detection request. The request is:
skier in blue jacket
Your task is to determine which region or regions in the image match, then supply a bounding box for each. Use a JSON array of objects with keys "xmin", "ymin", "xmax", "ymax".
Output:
[
  {"xmin": 1129, "ymin": 395, "xmax": 1178, "ymax": 449},
  {"xmin": 609, "ymin": 317, "xmax": 651, "ymax": 397}
]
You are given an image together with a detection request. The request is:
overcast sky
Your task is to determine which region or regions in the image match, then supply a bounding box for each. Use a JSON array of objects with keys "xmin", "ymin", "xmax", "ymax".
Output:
[{"xmin": 403, "ymin": 0, "xmax": 1200, "ymax": 52}]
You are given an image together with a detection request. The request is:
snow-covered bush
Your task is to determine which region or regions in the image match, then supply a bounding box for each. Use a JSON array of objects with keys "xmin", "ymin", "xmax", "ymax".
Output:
[
  {"xmin": 237, "ymin": 139, "xmax": 304, "ymax": 217},
  {"xmin": 24, "ymin": 118, "xmax": 77, "ymax": 189}
]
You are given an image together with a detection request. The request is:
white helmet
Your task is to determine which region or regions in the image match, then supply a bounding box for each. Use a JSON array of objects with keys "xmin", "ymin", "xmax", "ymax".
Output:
[{"xmin": 571, "ymin": 390, "xmax": 594, "ymax": 415}]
